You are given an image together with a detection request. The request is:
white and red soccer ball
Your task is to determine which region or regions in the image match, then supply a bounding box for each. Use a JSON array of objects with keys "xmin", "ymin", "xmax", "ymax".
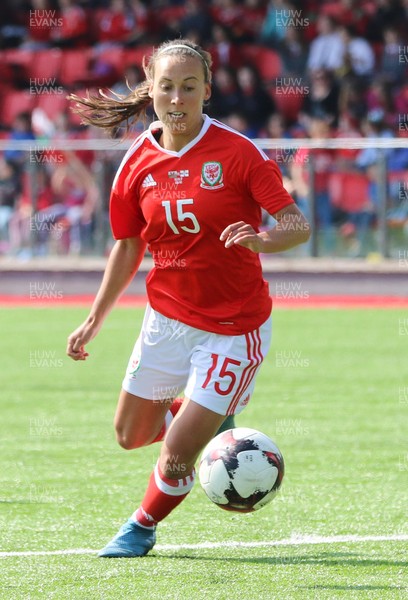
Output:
[{"xmin": 198, "ymin": 427, "xmax": 284, "ymax": 513}]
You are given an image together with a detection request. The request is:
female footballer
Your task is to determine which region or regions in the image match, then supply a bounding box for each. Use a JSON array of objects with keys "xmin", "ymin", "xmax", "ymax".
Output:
[{"xmin": 66, "ymin": 39, "xmax": 310, "ymax": 557}]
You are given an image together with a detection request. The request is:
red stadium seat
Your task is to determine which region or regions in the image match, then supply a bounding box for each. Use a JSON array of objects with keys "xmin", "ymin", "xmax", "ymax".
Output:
[
  {"xmin": 240, "ymin": 45, "xmax": 282, "ymax": 82},
  {"xmin": 36, "ymin": 93, "xmax": 69, "ymax": 120},
  {"xmin": 328, "ymin": 172, "xmax": 370, "ymax": 213},
  {"xmin": 1, "ymin": 90, "xmax": 37, "ymax": 128},
  {"xmin": 156, "ymin": 6, "xmax": 186, "ymax": 25},
  {"xmin": 3, "ymin": 49, "xmax": 34, "ymax": 87},
  {"xmin": 269, "ymin": 87, "xmax": 305, "ymax": 122},
  {"xmin": 0, "ymin": 50, "xmax": 14, "ymax": 86},
  {"xmin": 123, "ymin": 46, "xmax": 153, "ymax": 69},
  {"xmin": 59, "ymin": 49, "xmax": 91, "ymax": 87},
  {"xmin": 29, "ymin": 49, "xmax": 63, "ymax": 83},
  {"xmin": 96, "ymin": 46, "xmax": 125, "ymax": 72},
  {"xmin": 4, "ymin": 48, "xmax": 34, "ymax": 71}
]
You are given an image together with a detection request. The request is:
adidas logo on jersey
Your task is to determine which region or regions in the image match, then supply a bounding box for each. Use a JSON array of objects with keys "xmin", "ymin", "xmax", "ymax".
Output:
[{"xmin": 142, "ymin": 174, "xmax": 157, "ymax": 188}]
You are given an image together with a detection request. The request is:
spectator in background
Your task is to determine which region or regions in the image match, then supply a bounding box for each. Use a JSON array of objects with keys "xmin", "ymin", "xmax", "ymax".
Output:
[
  {"xmin": 211, "ymin": 0, "xmax": 245, "ymax": 42},
  {"xmin": 379, "ymin": 27, "xmax": 407, "ymax": 85},
  {"xmin": 240, "ymin": 0, "xmax": 268, "ymax": 43},
  {"xmin": 260, "ymin": 0, "xmax": 292, "ymax": 48},
  {"xmin": 52, "ymin": 0, "xmax": 88, "ymax": 48},
  {"xmin": 320, "ymin": 0, "xmax": 369, "ymax": 34},
  {"xmin": 73, "ymin": 53, "xmax": 119, "ymax": 89},
  {"xmin": 338, "ymin": 107, "xmax": 396, "ymax": 256},
  {"xmin": 262, "ymin": 112, "xmax": 292, "ymax": 140},
  {"xmin": 278, "ymin": 26, "xmax": 308, "ymax": 77},
  {"xmin": 334, "ymin": 111, "xmax": 363, "ymax": 170},
  {"xmin": 22, "ymin": 0, "xmax": 53, "ymax": 50},
  {"xmin": 260, "ymin": 113, "xmax": 293, "ymax": 179},
  {"xmin": 35, "ymin": 152, "xmax": 99, "ymax": 255},
  {"xmin": 387, "ymin": 114, "xmax": 408, "ymax": 222},
  {"xmin": 301, "ymin": 69, "xmax": 340, "ymax": 127},
  {"xmin": 365, "ymin": 0, "xmax": 406, "ymax": 43},
  {"xmin": 209, "ymin": 65, "xmax": 242, "ymax": 119},
  {"xmin": 208, "ymin": 23, "xmax": 242, "ymax": 70},
  {"xmin": 338, "ymin": 24, "xmax": 375, "ymax": 82},
  {"xmin": 236, "ymin": 64, "xmax": 275, "ymax": 135},
  {"xmin": 4, "ymin": 112, "xmax": 36, "ymax": 178},
  {"xmin": 127, "ymin": 0, "xmax": 149, "ymax": 46},
  {"xmin": 223, "ymin": 112, "xmax": 253, "ymax": 136},
  {"xmin": 112, "ymin": 63, "xmax": 143, "ymax": 97},
  {"xmin": 307, "ymin": 15, "xmax": 345, "ymax": 74},
  {"xmin": 263, "ymin": 115, "xmax": 311, "ymax": 250},
  {"xmin": 179, "ymin": 0, "xmax": 213, "ymax": 44},
  {"xmin": 365, "ymin": 77, "xmax": 396, "ymax": 128},
  {"xmin": 394, "ymin": 83, "xmax": 408, "ymax": 119},
  {"xmin": 356, "ymin": 108, "xmax": 394, "ymax": 215},
  {"xmin": 0, "ymin": 158, "xmax": 21, "ymax": 253},
  {"xmin": 356, "ymin": 109, "xmax": 394, "ymax": 169},
  {"xmin": 291, "ymin": 116, "xmax": 336, "ymax": 253},
  {"xmin": 94, "ymin": 0, "xmax": 136, "ymax": 51},
  {"xmin": 338, "ymin": 77, "xmax": 368, "ymax": 123}
]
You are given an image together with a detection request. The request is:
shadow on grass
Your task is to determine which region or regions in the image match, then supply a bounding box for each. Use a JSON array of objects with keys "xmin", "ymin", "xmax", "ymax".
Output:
[
  {"xmin": 298, "ymin": 584, "xmax": 406, "ymax": 591},
  {"xmin": 151, "ymin": 550, "xmax": 408, "ymax": 570},
  {"xmin": 0, "ymin": 500, "xmax": 45, "ymax": 504}
]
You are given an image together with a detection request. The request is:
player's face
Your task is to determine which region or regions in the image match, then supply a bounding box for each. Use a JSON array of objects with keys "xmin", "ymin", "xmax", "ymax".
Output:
[{"xmin": 150, "ymin": 54, "xmax": 211, "ymax": 148}]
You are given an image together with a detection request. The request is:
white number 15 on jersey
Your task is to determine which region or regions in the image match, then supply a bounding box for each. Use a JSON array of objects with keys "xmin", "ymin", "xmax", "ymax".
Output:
[{"xmin": 162, "ymin": 199, "xmax": 200, "ymax": 234}]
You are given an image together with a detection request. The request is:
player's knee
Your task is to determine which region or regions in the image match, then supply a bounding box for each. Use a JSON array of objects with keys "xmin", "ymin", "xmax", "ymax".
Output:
[
  {"xmin": 116, "ymin": 431, "xmax": 139, "ymax": 450},
  {"xmin": 115, "ymin": 421, "xmax": 158, "ymax": 450},
  {"xmin": 115, "ymin": 425, "xmax": 144, "ymax": 450}
]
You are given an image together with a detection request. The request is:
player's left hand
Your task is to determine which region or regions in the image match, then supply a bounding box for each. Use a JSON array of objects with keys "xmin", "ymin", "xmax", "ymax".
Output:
[{"xmin": 220, "ymin": 221, "xmax": 263, "ymax": 253}]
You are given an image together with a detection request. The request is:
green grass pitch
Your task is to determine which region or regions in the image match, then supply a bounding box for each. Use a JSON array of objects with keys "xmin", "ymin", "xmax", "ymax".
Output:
[{"xmin": 0, "ymin": 306, "xmax": 407, "ymax": 599}]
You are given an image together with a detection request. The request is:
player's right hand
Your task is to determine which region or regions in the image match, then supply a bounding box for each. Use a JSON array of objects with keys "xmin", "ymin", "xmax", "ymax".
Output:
[{"xmin": 66, "ymin": 319, "xmax": 100, "ymax": 361}]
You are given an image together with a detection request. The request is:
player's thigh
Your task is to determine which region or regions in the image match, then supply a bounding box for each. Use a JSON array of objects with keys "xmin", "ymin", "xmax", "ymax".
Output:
[
  {"xmin": 186, "ymin": 316, "xmax": 272, "ymax": 416},
  {"xmin": 121, "ymin": 303, "xmax": 191, "ymax": 402},
  {"xmin": 114, "ymin": 389, "xmax": 172, "ymax": 449},
  {"xmin": 159, "ymin": 398, "xmax": 226, "ymax": 475}
]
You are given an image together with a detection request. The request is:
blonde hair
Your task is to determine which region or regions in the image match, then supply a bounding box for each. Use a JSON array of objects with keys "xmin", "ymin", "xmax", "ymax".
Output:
[{"xmin": 69, "ymin": 39, "xmax": 212, "ymax": 136}]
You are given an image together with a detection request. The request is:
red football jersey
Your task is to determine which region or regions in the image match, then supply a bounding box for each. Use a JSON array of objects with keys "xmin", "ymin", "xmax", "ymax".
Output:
[{"xmin": 110, "ymin": 115, "xmax": 294, "ymax": 335}]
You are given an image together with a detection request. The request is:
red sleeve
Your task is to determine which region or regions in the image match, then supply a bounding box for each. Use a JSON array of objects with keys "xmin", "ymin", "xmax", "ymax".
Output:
[
  {"xmin": 109, "ymin": 135, "xmax": 148, "ymax": 240},
  {"xmin": 247, "ymin": 149, "xmax": 295, "ymax": 215},
  {"xmin": 109, "ymin": 189, "xmax": 146, "ymax": 240}
]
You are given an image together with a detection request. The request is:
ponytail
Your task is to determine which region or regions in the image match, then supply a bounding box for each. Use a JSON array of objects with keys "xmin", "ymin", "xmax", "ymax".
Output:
[{"xmin": 68, "ymin": 81, "xmax": 152, "ymax": 136}]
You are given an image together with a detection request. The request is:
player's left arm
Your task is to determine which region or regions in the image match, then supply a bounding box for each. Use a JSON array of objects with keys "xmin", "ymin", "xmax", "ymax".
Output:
[{"xmin": 220, "ymin": 204, "xmax": 311, "ymax": 253}]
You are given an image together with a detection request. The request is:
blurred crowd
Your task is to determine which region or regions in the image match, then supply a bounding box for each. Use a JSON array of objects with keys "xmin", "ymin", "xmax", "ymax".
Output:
[{"xmin": 1, "ymin": 0, "xmax": 408, "ymax": 257}]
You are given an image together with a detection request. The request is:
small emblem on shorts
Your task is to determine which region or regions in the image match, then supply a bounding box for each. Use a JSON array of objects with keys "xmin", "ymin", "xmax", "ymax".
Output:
[
  {"xmin": 241, "ymin": 393, "xmax": 250, "ymax": 407},
  {"xmin": 200, "ymin": 161, "xmax": 224, "ymax": 189},
  {"xmin": 129, "ymin": 358, "xmax": 141, "ymax": 377}
]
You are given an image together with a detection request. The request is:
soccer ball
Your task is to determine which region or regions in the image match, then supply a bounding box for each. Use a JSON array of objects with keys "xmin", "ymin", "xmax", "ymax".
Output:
[{"xmin": 198, "ymin": 427, "xmax": 284, "ymax": 513}]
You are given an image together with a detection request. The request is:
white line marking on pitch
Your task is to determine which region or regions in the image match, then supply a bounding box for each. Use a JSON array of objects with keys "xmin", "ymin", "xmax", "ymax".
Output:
[{"xmin": 1, "ymin": 533, "xmax": 407, "ymax": 558}]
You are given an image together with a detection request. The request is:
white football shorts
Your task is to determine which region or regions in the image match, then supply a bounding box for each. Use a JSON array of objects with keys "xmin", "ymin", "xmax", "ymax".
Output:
[{"xmin": 122, "ymin": 304, "xmax": 272, "ymax": 415}]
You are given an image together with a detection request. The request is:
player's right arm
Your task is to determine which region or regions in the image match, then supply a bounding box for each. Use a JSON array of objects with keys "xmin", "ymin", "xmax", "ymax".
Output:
[{"xmin": 66, "ymin": 236, "xmax": 146, "ymax": 361}]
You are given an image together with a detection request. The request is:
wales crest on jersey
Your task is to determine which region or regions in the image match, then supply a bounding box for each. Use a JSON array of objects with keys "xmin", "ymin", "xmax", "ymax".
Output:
[{"xmin": 200, "ymin": 161, "xmax": 224, "ymax": 190}]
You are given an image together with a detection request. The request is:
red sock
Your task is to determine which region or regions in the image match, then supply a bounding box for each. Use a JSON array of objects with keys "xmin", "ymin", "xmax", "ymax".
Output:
[
  {"xmin": 132, "ymin": 461, "xmax": 195, "ymax": 528},
  {"xmin": 151, "ymin": 397, "xmax": 184, "ymax": 443}
]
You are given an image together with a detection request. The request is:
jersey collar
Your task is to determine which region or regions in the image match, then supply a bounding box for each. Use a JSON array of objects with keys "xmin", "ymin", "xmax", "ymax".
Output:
[{"xmin": 147, "ymin": 114, "xmax": 212, "ymax": 157}]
